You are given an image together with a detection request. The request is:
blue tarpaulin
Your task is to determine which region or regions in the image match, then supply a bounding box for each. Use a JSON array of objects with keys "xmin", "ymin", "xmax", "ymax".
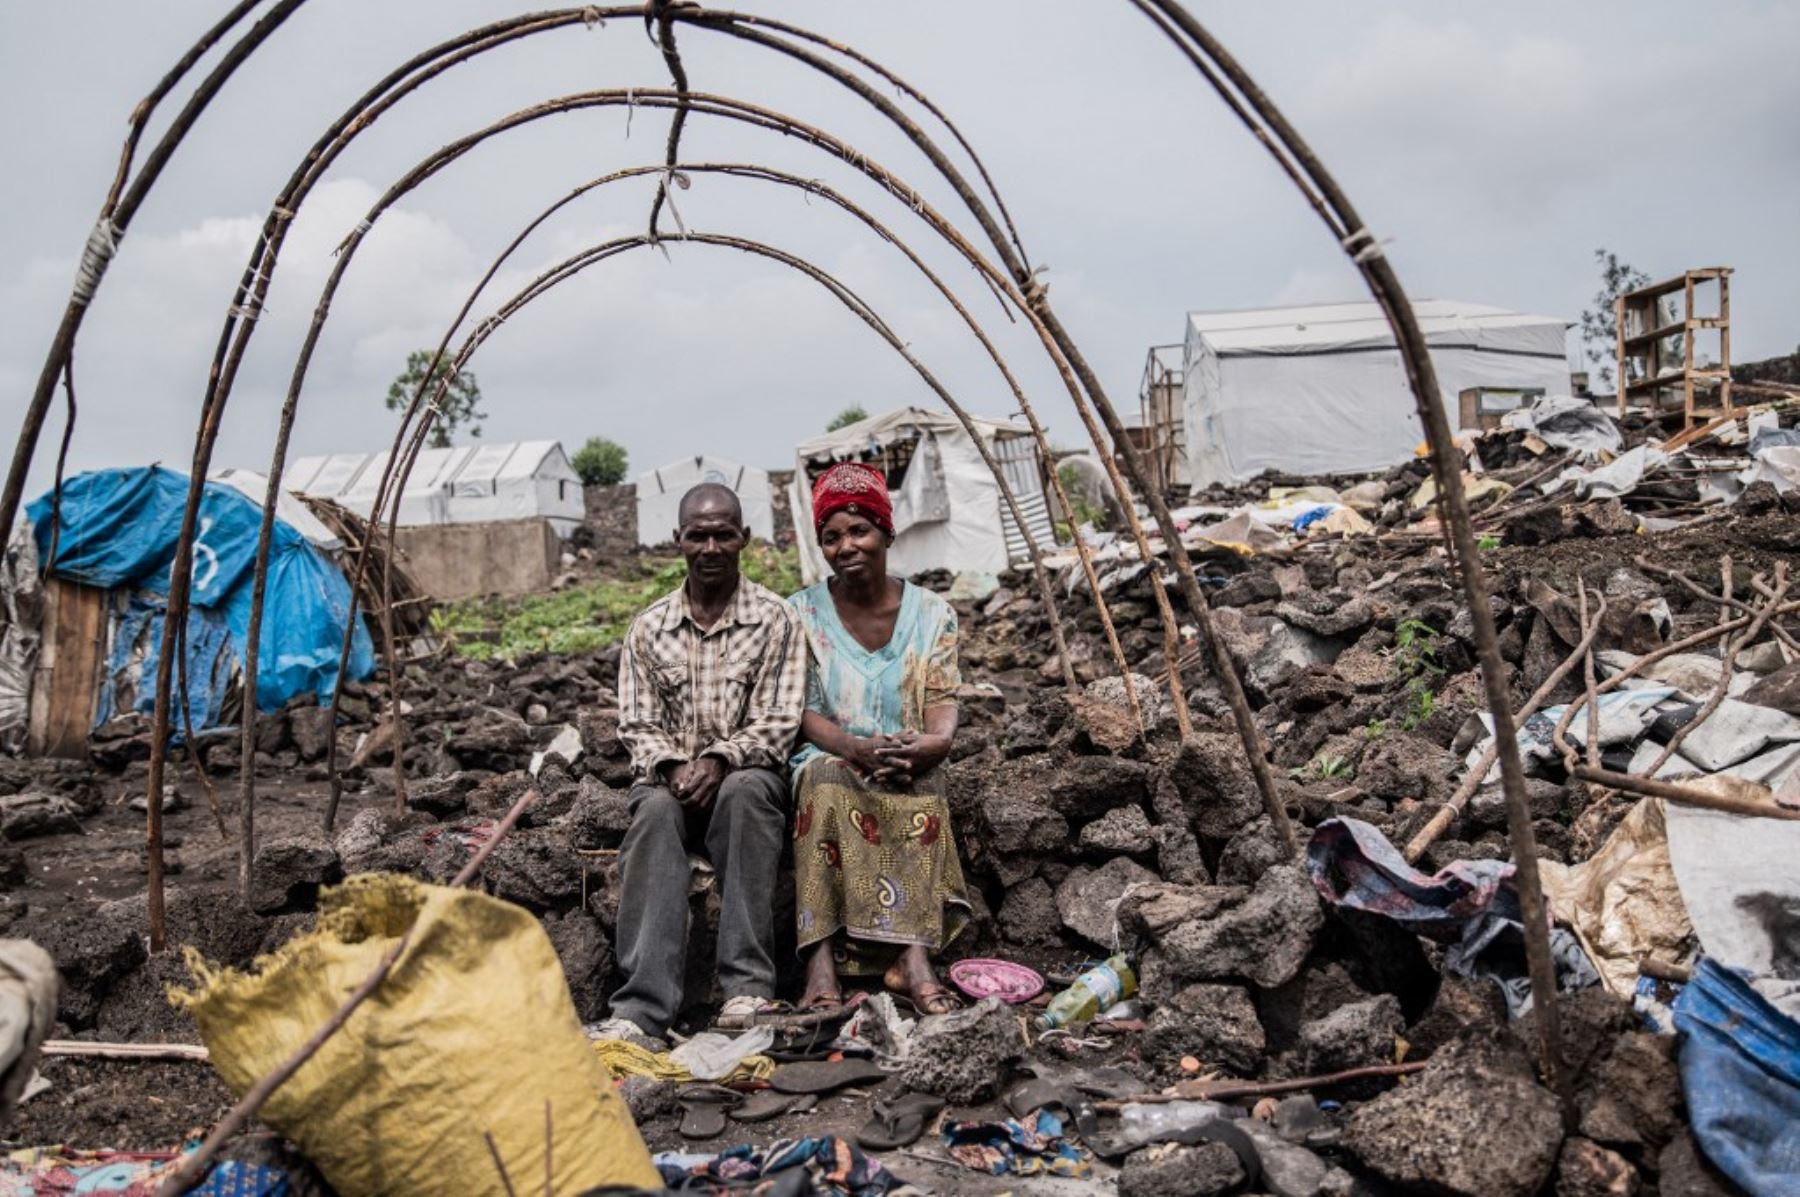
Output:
[
  {"xmin": 28, "ymin": 467, "xmax": 374, "ymax": 727},
  {"xmin": 1674, "ymin": 957, "xmax": 1800, "ymax": 1196}
]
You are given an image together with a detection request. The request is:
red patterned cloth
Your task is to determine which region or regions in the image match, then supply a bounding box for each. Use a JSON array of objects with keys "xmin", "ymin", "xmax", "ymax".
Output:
[{"xmin": 810, "ymin": 463, "xmax": 894, "ymax": 536}]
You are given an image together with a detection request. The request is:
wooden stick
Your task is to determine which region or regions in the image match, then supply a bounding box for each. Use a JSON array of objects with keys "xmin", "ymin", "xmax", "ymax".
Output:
[
  {"xmin": 484, "ymin": 1131, "xmax": 519, "ymax": 1197},
  {"xmin": 1570, "ymin": 766, "xmax": 1800, "ymax": 820},
  {"xmin": 1404, "ymin": 593, "xmax": 1609, "ymax": 861},
  {"xmin": 1094, "ymin": 1061, "xmax": 1429, "ymax": 1111},
  {"xmin": 1638, "ymin": 956, "xmax": 1693, "ymax": 984},
  {"xmin": 41, "ymin": 1040, "xmax": 209, "ymax": 1062},
  {"xmin": 1645, "ymin": 565, "xmax": 1786, "ymax": 776}
]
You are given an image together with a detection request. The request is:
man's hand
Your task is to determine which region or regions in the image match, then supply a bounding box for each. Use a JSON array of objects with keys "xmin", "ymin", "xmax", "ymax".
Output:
[
  {"xmin": 874, "ymin": 730, "xmax": 953, "ymax": 784},
  {"xmin": 671, "ymin": 755, "xmax": 727, "ymax": 809}
]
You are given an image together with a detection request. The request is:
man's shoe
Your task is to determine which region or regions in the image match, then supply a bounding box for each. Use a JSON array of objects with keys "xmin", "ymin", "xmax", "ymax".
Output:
[
  {"xmin": 714, "ymin": 994, "xmax": 787, "ymax": 1031},
  {"xmin": 585, "ymin": 1016, "xmax": 667, "ymax": 1053}
]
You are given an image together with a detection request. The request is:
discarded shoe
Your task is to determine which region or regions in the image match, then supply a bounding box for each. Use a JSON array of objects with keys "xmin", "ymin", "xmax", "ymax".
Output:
[
  {"xmin": 858, "ymin": 1091, "xmax": 947, "ymax": 1151},
  {"xmin": 678, "ymin": 1085, "xmax": 744, "ymax": 1140},
  {"xmin": 715, "ymin": 994, "xmax": 789, "ymax": 1031},
  {"xmin": 770, "ymin": 1057, "xmax": 890, "ymax": 1095}
]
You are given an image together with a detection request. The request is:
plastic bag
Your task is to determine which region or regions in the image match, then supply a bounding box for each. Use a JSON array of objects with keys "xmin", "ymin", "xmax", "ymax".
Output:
[{"xmin": 176, "ymin": 874, "xmax": 660, "ymax": 1196}]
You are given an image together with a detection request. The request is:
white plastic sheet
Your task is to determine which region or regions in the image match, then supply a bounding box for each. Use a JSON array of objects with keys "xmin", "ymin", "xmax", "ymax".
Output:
[
  {"xmin": 1666, "ymin": 803, "xmax": 1800, "ymax": 1017},
  {"xmin": 1500, "ymin": 394, "xmax": 1623, "ymax": 461}
]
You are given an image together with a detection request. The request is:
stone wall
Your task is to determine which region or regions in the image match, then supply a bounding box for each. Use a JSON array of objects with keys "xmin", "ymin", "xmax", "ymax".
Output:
[
  {"xmin": 768, "ymin": 469, "xmax": 796, "ymax": 546},
  {"xmin": 582, "ymin": 483, "xmax": 639, "ymax": 560},
  {"xmin": 394, "ymin": 518, "xmax": 560, "ymax": 601}
]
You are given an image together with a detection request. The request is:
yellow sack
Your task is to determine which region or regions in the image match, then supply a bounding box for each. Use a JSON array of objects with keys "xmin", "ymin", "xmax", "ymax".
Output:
[{"xmin": 174, "ymin": 874, "xmax": 660, "ymax": 1196}]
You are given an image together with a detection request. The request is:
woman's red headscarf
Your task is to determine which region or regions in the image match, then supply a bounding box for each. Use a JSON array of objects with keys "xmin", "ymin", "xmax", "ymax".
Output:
[{"xmin": 811, "ymin": 462, "xmax": 894, "ymax": 537}]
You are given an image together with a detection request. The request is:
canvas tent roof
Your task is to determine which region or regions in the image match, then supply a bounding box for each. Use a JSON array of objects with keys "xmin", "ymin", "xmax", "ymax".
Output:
[
  {"xmin": 209, "ymin": 467, "xmax": 342, "ymax": 550},
  {"xmin": 635, "ymin": 456, "xmax": 775, "ymax": 545},
  {"xmin": 1187, "ymin": 298, "xmax": 1568, "ymax": 357},
  {"xmin": 794, "ymin": 406, "xmax": 1024, "ymax": 460},
  {"xmin": 24, "ymin": 467, "xmax": 375, "ymax": 729},
  {"xmin": 1180, "ymin": 299, "xmax": 1572, "ymax": 488},
  {"xmin": 288, "ymin": 440, "xmax": 583, "ymax": 531}
]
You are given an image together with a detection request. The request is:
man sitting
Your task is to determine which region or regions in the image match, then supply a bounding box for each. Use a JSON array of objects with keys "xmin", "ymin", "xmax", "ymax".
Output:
[{"xmin": 591, "ymin": 483, "xmax": 806, "ymax": 1045}]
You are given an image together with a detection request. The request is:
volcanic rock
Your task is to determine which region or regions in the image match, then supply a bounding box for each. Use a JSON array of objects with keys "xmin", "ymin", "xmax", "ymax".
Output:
[
  {"xmin": 1079, "ymin": 805, "xmax": 1157, "ymax": 857},
  {"xmin": 1046, "ymin": 756, "xmax": 1151, "ymax": 820},
  {"xmin": 1141, "ymin": 982, "xmax": 1265, "ymax": 1078},
  {"xmin": 1056, "ymin": 857, "xmax": 1159, "ymax": 948},
  {"xmin": 898, "ymin": 997, "xmax": 1027, "ymax": 1103},
  {"xmin": 1343, "ymin": 1027, "xmax": 1563, "ymax": 1197},
  {"xmin": 250, "ymin": 835, "xmax": 343, "ymax": 915},
  {"xmin": 1119, "ymin": 1142, "xmax": 1245, "ymax": 1197},
  {"xmin": 1169, "ymin": 734, "xmax": 1262, "ymax": 840}
]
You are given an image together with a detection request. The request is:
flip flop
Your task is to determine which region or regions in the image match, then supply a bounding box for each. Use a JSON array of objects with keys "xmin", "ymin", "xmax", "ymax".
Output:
[
  {"xmin": 769, "ymin": 1057, "xmax": 891, "ymax": 1095},
  {"xmin": 677, "ymin": 1085, "xmax": 744, "ymax": 1140},
  {"xmin": 856, "ymin": 1091, "xmax": 947, "ymax": 1152},
  {"xmin": 732, "ymin": 1090, "xmax": 803, "ymax": 1123},
  {"xmin": 800, "ymin": 990, "xmax": 846, "ymax": 1013}
]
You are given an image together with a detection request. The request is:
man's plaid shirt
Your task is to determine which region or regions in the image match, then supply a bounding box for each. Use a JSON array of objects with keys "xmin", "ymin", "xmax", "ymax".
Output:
[{"xmin": 617, "ymin": 577, "xmax": 806, "ymax": 779}]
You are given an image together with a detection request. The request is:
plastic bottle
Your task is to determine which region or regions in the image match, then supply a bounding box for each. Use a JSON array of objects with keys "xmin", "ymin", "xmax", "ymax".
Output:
[
  {"xmin": 1113, "ymin": 1101, "xmax": 1232, "ymax": 1150},
  {"xmin": 1036, "ymin": 955, "xmax": 1137, "ymax": 1029}
]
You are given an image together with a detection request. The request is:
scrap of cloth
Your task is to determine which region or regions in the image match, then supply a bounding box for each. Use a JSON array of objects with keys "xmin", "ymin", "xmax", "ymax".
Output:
[
  {"xmin": 942, "ymin": 1110, "xmax": 1093, "ymax": 1179},
  {"xmin": 591, "ymin": 1038, "xmax": 775, "ymax": 1086},
  {"xmin": 0, "ymin": 1149, "xmax": 288, "ymax": 1196},
  {"xmin": 1673, "ymin": 957, "xmax": 1800, "ymax": 1196},
  {"xmin": 1307, "ymin": 817, "xmax": 1599, "ymax": 1015},
  {"xmin": 656, "ymin": 1136, "xmax": 921, "ymax": 1196},
  {"xmin": 811, "ymin": 463, "xmax": 894, "ymax": 537}
]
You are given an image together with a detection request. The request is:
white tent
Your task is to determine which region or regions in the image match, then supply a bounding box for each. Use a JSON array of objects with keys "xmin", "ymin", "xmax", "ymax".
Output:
[
  {"xmin": 635, "ymin": 456, "xmax": 775, "ymax": 546},
  {"xmin": 288, "ymin": 440, "xmax": 585, "ymax": 535},
  {"xmin": 790, "ymin": 406, "xmax": 1056, "ymax": 585},
  {"xmin": 1181, "ymin": 299, "xmax": 1573, "ymax": 487},
  {"xmin": 209, "ymin": 467, "xmax": 343, "ymax": 550}
]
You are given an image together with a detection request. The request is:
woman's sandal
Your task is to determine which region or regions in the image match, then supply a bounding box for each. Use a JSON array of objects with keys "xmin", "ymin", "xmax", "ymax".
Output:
[
  {"xmin": 856, "ymin": 1091, "xmax": 947, "ymax": 1151},
  {"xmin": 677, "ymin": 1085, "xmax": 745, "ymax": 1140},
  {"xmin": 799, "ymin": 988, "xmax": 846, "ymax": 1013},
  {"xmin": 889, "ymin": 982, "xmax": 963, "ymax": 1016}
]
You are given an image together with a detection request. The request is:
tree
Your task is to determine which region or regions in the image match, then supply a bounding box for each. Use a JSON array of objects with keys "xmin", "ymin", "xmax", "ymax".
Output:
[
  {"xmin": 1578, "ymin": 250, "xmax": 1650, "ymax": 391},
  {"xmin": 826, "ymin": 404, "xmax": 868, "ymax": 432},
  {"xmin": 572, "ymin": 436, "xmax": 629, "ymax": 486},
  {"xmin": 386, "ymin": 350, "xmax": 485, "ymax": 448}
]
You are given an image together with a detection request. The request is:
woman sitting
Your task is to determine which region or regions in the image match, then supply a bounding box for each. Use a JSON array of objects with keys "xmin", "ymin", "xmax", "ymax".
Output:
[{"xmin": 789, "ymin": 463, "xmax": 972, "ymax": 1016}]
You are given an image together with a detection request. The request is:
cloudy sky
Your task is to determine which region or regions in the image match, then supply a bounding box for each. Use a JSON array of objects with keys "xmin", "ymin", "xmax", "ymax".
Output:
[{"xmin": 2, "ymin": 2, "xmax": 1796, "ymax": 496}]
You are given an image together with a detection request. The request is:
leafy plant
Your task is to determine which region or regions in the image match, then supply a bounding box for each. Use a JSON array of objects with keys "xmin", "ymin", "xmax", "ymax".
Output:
[
  {"xmin": 1289, "ymin": 753, "xmax": 1353, "ymax": 782},
  {"xmin": 572, "ymin": 437, "xmax": 629, "ymax": 486},
  {"xmin": 826, "ymin": 404, "xmax": 869, "ymax": 432},
  {"xmin": 1388, "ymin": 619, "xmax": 1446, "ymax": 731},
  {"xmin": 1476, "ymin": 533, "xmax": 1501, "ymax": 552},
  {"xmin": 1403, "ymin": 684, "xmax": 1437, "ymax": 730},
  {"xmin": 386, "ymin": 350, "xmax": 484, "ymax": 447},
  {"xmin": 1056, "ymin": 464, "xmax": 1111, "ymax": 532},
  {"xmin": 434, "ymin": 547, "xmax": 802, "ymax": 663},
  {"xmin": 1363, "ymin": 718, "xmax": 1388, "ymax": 741}
]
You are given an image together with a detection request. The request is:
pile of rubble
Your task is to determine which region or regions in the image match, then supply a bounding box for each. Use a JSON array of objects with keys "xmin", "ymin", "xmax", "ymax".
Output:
[{"xmin": 4, "ymin": 397, "xmax": 1797, "ymax": 1193}]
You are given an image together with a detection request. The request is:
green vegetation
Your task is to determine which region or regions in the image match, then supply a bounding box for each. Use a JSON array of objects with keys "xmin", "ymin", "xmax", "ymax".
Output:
[
  {"xmin": 433, "ymin": 546, "xmax": 803, "ymax": 662},
  {"xmin": 1288, "ymin": 753, "xmax": 1353, "ymax": 782},
  {"xmin": 1476, "ymin": 533, "xmax": 1501, "ymax": 552},
  {"xmin": 826, "ymin": 404, "xmax": 869, "ymax": 432},
  {"xmin": 386, "ymin": 350, "xmax": 484, "ymax": 447},
  {"xmin": 1579, "ymin": 249, "xmax": 1649, "ymax": 391},
  {"xmin": 572, "ymin": 437, "xmax": 629, "ymax": 486},
  {"xmin": 1388, "ymin": 618, "xmax": 1447, "ymax": 730},
  {"xmin": 1057, "ymin": 463, "xmax": 1112, "ymax": 532}
]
